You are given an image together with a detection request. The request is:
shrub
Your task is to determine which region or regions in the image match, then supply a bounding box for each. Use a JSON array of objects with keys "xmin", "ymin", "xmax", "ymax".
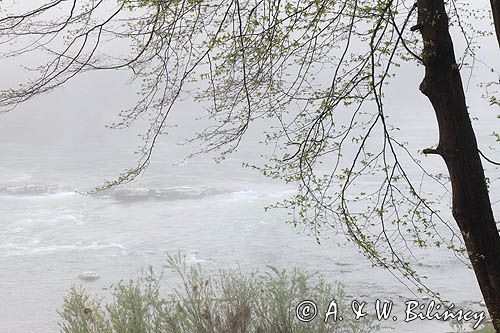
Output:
[{"xmin": 58, "ymin": 254, "xmax": 379, "ymax": 333}]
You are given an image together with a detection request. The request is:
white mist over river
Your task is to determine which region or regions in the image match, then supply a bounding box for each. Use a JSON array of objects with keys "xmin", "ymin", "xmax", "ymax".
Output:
[{"xmin": 0, "ymin": 26, "xmax": 499, "ymax": 333}]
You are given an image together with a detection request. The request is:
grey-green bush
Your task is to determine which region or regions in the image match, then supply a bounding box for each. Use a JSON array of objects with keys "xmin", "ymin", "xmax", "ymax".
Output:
[{"xmin": 59, "ymin": 254, "xmax": 379, "ymax": 333}]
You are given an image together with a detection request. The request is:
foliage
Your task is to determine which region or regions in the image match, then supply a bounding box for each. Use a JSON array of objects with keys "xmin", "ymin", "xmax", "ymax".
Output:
[{"xmin": 58, "ymin": 254, "xmax": 379, "ymax": 333}]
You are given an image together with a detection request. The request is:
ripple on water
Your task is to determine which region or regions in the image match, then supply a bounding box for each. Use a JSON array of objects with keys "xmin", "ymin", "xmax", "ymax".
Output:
[{"xmin": 0, "ymin": 238, "xmax": 127, "ymax": 257}]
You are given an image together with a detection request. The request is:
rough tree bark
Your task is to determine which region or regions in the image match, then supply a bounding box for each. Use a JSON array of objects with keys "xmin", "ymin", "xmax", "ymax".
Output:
[
  {"xmin": 492, "ymin": 0, "xmax": 500, "ymax": 48},
  {"xmin": 416, "ymin": 0, "xmax": 500, "ymax": 331}
]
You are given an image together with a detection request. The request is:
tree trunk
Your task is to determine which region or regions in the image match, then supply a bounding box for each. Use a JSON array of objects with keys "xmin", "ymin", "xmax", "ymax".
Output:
[
  {"xmin": 416, "ymin": 1, "xmax": 500, "ymax": 331},
  {"xmin": 492, "ymin": 0, "xmax": 500, "ymax": 48}
]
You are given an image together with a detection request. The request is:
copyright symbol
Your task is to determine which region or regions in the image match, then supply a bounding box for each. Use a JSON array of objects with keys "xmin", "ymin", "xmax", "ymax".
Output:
[{"xmin": 296, "ymin": 300, "xmax": 317, "ymax": 322}]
